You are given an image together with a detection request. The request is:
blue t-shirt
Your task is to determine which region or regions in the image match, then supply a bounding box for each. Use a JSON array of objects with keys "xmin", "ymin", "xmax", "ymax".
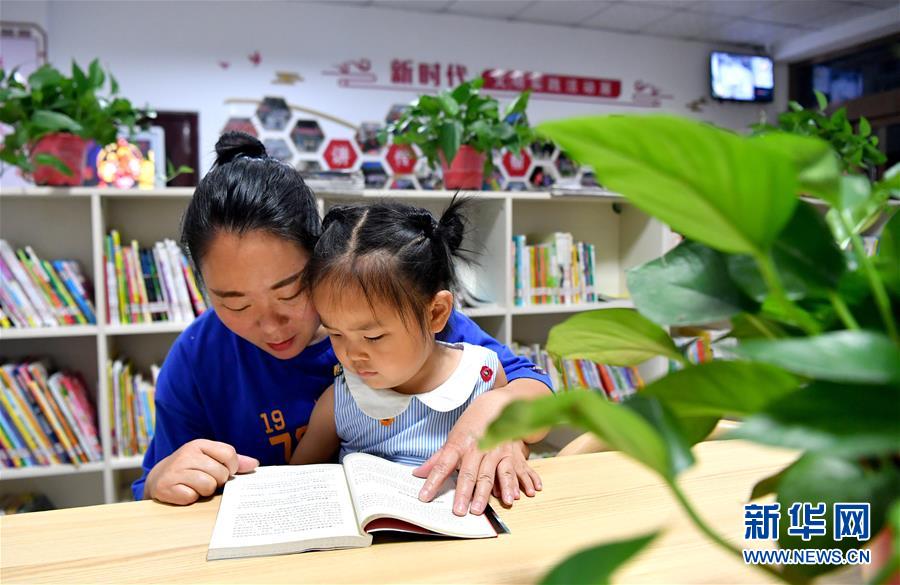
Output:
[{"xmin": 132, "ymin": 309, "xmax": 552, "ymax": 500}]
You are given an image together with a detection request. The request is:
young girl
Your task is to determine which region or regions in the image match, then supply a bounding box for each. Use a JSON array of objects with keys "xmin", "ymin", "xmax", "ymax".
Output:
[
  {"xmin": 291, "ymin": 200, "xmax": 549, "ymax": 507},
  {"xmin": 138, "ymin": 132, "xmax": 553, "ymax": 518}
]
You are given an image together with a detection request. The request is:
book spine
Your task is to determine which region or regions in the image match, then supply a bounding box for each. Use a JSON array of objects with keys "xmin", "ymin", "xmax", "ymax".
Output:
[
  {"xmin": 0, "ymin": 241, "xmax": 51, "ymax": 326},
  {"xmin": 105, "ymin": 234, "xmax": 119, "ymax": 325},
  {"xmin": 112, "ymin": 230, "xmax": 129, "ymax": 324},
  {"xmin": 3, "ymin": 365, "xmax": 61, "ymax": 464},
  {"xmin": 120, "ymin": 243, "xmax": 139, "ymax": 323},
  {"xmin": 0, "ymin": 397, "xmax": 34, "ymax": 466},
  {"xmin": 166, "ymin": 240, "xmax": 193, "ymax": 322},
  {"xmin": 0, "ymin": 374, "xmax": 53, "ymax": 465},
  {"xmin": 58, "ymin": 374, "xmax": 102, "ymax": 460},
  {"xmin": 23, "ymin": 365, "xmax": 83, "ymax": 464},
  {"xmin": 48, "ymin": 373, "xmax": 93, "ymax": 462},
  {"xmin": 181, "ymin": 254, "xmax": 207, "ymax": 315},
  {"xmin": 17, "ymin": 248, "xmax": 69, "ymax": 325},
  {"xmin": 64, "ymin": 374, "xmax": 102, "ymax": 458},
  {"xmin": 152, "ymin": 244, "xmax": 175, "ymax": 321},
  {"xmin": 55, "ymin": 260, "xmax": 97, "ymax": 324},
  {"xmin": 39, "ymin": 256, "xmax": 87, "ymax": 324},
  {"xmin": 0, "ymin": 284, "xmax": 29, "ymax": 328}
]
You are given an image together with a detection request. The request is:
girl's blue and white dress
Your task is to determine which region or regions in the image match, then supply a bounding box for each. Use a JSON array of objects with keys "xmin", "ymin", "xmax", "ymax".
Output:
[{"xmin": 333, "ymin": 342, "xmax": 500, "ymax": 466}]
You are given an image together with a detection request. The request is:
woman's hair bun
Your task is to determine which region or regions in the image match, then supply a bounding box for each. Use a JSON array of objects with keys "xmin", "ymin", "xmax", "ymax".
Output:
[{"xmin": 215, "ymin": 131, "xmax": 267, "ymax": 165}]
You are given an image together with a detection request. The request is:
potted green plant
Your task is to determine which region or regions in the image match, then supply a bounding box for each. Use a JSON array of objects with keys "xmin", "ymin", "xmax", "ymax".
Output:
[
  {"xmin": 480, "ymin": 114, "xmax": 900, "ymax": 583},
  {"xmin": 0, "ymin": 59, "xmax": 147, "ymax": 186},
  {"xmin": 752, "ymin": 89, "xmax": 886, "ymax": 175},
  {"xmin": 380, "ymin": 78, "xmax": 533, "ymax": 189}
]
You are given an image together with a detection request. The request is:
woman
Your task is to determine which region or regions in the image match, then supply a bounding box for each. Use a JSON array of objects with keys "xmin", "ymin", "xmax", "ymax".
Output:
[{"xmin": 133, "ymin": 132, "xmax": 553, "ymax": 517}]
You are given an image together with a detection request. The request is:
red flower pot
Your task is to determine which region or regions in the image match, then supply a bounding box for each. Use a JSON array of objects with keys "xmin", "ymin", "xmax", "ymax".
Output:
[
  {"xmin": 440, "ymin": 145, "xmax": 486, "ymax": 190},
  {"xmin": 30, "ymin": 133, "xmax": 88, "ymax": 186}
]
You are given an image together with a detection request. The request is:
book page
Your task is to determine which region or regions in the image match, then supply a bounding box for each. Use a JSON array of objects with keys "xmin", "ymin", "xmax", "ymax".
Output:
[
  {"xmin": 343, "ymin": 453, "xmax": 495, "ymax": 539},
  {"xmin": 207, "ymin": 465, "xmax": 371, "ymax": 560}
]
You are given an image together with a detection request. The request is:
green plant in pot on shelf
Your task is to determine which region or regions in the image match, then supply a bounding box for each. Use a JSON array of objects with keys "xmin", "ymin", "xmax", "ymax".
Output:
[
  {"xmin": 0, "ymin": 59, "xmax": 147, "ymax": 186},
  {"xmin": 752, "ymin": 89, "xmax": 886, "ymax": 175},
  {"xmin": 379, "ymin": 77, "xmax": 533, "ymax": 189},
  {"xmin": 479, "ymin": 115, "xmax": 900, "ymax": 584}
]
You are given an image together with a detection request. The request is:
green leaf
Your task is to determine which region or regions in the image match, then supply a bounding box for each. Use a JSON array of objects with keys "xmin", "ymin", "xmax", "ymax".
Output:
[
  {"xmin": 814, "ymin": 89, "xmax": 829, "ymax": 112},
  {"xmin": 27, "ymin": 65, "xmax": 64, "ymax": 91},
  {"xmin": 481, "ymin": 391, "xmax": 675, "ymax": 479},
  {"xmin": 728, "ymin": 202, "xmax": 846, "ymax": 301},
  {"xmin": 546, "ymin": 308, "xmax": 683, "ymax": 366},
  {"xmin": 753, "ymin": 132, "xmax": 840, "ymax": 203},
  {"xmin": 504, "ymin": 90, "xmax": 530, "ymax": 119},
  {"xmin": 541, "ymin": 532, "xmax": 658, "ymax": 585},
  {"xmin": 623, "ymin": 395, "xmax": 695, "ymax": 474},
  {"xmin": 627, "ymin": 240, "xmax": 756, "ymax": 326},
  {"xmin": 775, "ymin": 452, "xmax": 900, "ymax": 580},
  {"xmin": 438, "ymin": 120, "xmax": 462, "ymax": 167},
  {"xmin": 537, "ymin": 115, "xmax": 798, "ymax": 255},
  {"xmin": 749, "ymin": 465, "xmax": 790, "ymax": 500},
  {"xmin": 33, "ymin": 153, "xmax": 73, "ymax": 176},
  {"xmin": 727, "ymin": 313, "xmax": 788, "ymax": 340},
  {"xmin": 826, "ymin": 175, "xmax": 890, "ymax": 246},
  {"xmin": 733, "ymin": 382, "xmax": 900, "ymax": 457},
  {"xmin": 859, "ymin": 117, "xmax": 871, "ymax": 137},
  {"xmin": 87, "ymin": 58, "xmax": 105, "ymax": 88},
  {"xmin": 31, "ymin": 110, "xmax": 83, "ymax": 134},
  {"xmin": 876, "ymin": 210, "xmax": 900, "ymax": 294},
  {"xmin": 641, "ymin": 361, "xmax": 801, "ymax": 418},
  {"xmin": 437, "ymin": 92, "xmax": 459, "ymax": 117},
  {"xmin": 732, "ymin": 330, "xmax": 900, "ymax": 384}
]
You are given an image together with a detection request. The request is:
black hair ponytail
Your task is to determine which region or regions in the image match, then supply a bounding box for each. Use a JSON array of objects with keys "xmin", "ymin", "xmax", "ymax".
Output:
[
  {"xmin": 181, "ymin": 131, "xmax": 321, "ymax": 273},
  {"xmin": 304, "ymin": 196, "xmax": 476, "ymax": 332},
  {"xmin": 214, "ymin": 131, "xmax": 267, "ymax": 165}
]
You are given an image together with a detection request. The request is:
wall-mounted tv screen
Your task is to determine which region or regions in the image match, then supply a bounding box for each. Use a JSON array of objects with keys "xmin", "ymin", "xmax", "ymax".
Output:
[{"xmin": 710, "ymin": 51, "xmax": 774, "ymax": 102}]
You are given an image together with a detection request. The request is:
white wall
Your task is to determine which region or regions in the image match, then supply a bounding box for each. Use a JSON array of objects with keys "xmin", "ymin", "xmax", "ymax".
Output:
[{"xmin": 4, "ymin": 0, "xmax": 785, "ymax": 173}]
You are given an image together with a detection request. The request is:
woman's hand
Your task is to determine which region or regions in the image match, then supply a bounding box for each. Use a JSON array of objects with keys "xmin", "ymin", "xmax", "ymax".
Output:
[
  {"xmin": 144, "ymin": 439, "xmax": 259, "ymax": 505},
  {"xmin": 412, "ymin": 389, "xmax": 544, "ymax": 516}
]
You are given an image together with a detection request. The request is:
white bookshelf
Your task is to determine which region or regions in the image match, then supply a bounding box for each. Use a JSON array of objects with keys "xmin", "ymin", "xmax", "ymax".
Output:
[{"xmin": 0, "ymin": 187, "xmax": 669, "ymax": 508}]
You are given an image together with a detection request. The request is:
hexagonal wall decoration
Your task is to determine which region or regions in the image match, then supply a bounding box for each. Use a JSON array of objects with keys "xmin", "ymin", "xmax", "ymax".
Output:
[
  {"xmin": 263, "ymin": 138, "xmax": 294, "ymax": 163},
  {"xmin": 361, "ymin": 161, "xmax": 388, "ymax": 188},
  {"xmin": 291, "ymin": 120, "xmax": 326, "ymax": 154},
  {"xmin": 501, "ymin": 149, "xmax": 532, "ymax": 179},
  {"xmin": 256, "ymin": 97, "xmax": 291, "ymax": 131},
  {"xmin": 385, "ymin": 104, "xmax": 408, "ymax": 125},
  {"xmin": 554, "ymin": 151, "xmax": 578, "ymax": 178},
  {"xmin": 356, "ymin": 122, "xmax": 384, "ymax": 155},
  {"xmin": 385, "ymin": 144, "xmax": 417, "ymax": 175},
  {"xmin": 323, "ymin": 139, "xmax": 359, "ymax": 170}
]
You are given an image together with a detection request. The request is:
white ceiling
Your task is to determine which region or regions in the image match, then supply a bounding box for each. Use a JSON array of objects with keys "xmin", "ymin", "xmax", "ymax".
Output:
[{"xmin": 335, "ymin": 0, "xmax": 899, "ymax": 49}]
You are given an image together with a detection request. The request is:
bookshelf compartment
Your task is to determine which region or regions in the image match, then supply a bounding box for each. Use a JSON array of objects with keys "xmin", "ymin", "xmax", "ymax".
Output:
[
  {"xmin": 0, "ymin": 197, "xmax": 94, "ymax": 274},
  {"xmin": 101, "ymin": 197, "xmax": 189, "ymax": 249},
  {"xmin": 0, "ymin": 336, "xmax": 101, "ymax": 407},
  {"xmin": 0, "ymin": 469, "xmax": 105, "ymax": 509}
]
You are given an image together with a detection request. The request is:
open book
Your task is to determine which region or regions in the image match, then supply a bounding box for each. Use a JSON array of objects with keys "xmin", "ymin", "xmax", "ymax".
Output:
[{"xmin": 207, "ymin": 452, "xmax": 498, "ymax": 560}]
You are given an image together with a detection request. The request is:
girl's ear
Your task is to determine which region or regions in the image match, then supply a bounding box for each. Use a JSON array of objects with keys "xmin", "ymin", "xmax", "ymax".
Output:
[{"xmin": 428, "ymin": 290, "xmax": 454, "ymax": 334}]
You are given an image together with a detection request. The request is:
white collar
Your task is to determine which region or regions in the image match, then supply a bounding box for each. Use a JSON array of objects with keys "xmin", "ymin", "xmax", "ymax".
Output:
[{"xmin": 342, "ymin": 342, "xmax": 494, "ymax": 420}]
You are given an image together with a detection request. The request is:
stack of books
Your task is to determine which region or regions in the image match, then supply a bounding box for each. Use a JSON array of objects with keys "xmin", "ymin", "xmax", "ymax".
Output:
[
  {"xmin": 0, "ymin": 361, "xmax": 101, "ymax": 468},
  {"xmin": 104, "ymin": 230, "xmax": 207, "ymax": 325},
  {"xmin": 107, "ymin": 359, "xmax": 158, "ymax": 457},
  {"xmin": 512, "ymin": 342, "xmax": 643, "ymax": 402},
  {"xmin": 512, "ymin": 232, "xmax": 597, "ymax": 306},
  {"xmin": 669, "ymin": 328, "xmax": 716, "ymax": 372},
  {"xmin": 0, "ymin": 240, "xmax": 96, "ymax": 329}
]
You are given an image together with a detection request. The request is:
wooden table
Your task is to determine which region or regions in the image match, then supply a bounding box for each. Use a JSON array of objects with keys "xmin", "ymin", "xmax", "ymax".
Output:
[{"xmin": 1, "ymin": 441, "xmax": 799, "ymax": 584}]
